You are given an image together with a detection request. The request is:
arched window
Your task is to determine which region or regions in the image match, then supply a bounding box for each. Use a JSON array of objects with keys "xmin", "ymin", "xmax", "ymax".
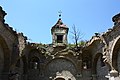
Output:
[
  {"xmin": 29, "ymin": 57, "xmax": 39, "ymax": 69},
  {"xmin": 83, "ymin": 58, "xmax": 91, "ymax": 69}
]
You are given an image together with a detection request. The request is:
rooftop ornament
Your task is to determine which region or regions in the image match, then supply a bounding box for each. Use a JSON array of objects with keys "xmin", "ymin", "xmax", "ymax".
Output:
[{"xmin": 58, "ymin": 10, "xmax": 62, "ymax": 19}]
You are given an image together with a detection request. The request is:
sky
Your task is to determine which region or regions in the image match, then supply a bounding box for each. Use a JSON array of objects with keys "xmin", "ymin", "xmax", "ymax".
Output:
[{"xmin": 0, "ymin": 0, "xmax": 120, "ymax": 44}]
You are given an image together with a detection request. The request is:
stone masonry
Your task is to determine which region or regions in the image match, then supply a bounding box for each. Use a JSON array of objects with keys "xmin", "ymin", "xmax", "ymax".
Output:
[{"xmin": 0, "ymin": 6, "xmax": 120, "ymax": 80}]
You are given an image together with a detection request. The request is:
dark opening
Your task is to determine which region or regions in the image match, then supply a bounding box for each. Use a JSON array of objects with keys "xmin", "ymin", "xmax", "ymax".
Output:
[
  {"xmin": 29, "ymin": 57, "xmax": 39, "ymax": 69},
  {"xmin": 57, "ymin": 35, "xmax": 63, "ymax": 43},
  {"xmin": 83, "ymin": 57, "xmax": 91, "ymax": 69},
  {"xmin": 101, "ymin": 55, "xmax": 105, "ymax": 67},
  {"xmin": 68, "ymin": 78, "xmax": 71, "ymax": 80},
  {"xmin": 55, "ymin": 78, "xmax": 65, "ymax": 80}
]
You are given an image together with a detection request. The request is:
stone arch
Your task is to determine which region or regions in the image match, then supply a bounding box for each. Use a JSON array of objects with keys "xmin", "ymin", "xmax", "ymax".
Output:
[
  {"xmin": 82, "ymin": 52, "xmax": 92, "ymax": 69},
  {"xmin": 45, "ymin": 57, "xmax": 77, "ymax": 70},
  {"xmin": 93, "ymin": 53, "xmax": 103, "ymax": 74},
  {"xmin": 28, "ymin": 50, "xmax": 39, "ymax": 69},
  {"xmin": 45, "ymin": 57, "xmax": 77, "ymax": 80},
  {"xmin": 93, "ymin": 53, "xmax": 109, "ymax": 80},
  {"xmin": 28, "ymin": 49, "xmax": 45, "ymax": 64},
  {"xmin": 0, "ymin": 35, "xmax": 10, "ymax": 80},
  {"xmin": 28, "ymin": 49, "xmax": 40, "ymax": 59},
  {"xmin": 111, "ymin": 36, "xmax": 120, "ymax": 71},
  {"xmin": 27, "ymin": 49, "xmax": 42, "ymax": 80},
  {"xmin": 0, "ymin": 35, "xmax": 10, "ymax": 72},
  {"xmin": 29, "ymin": 56, "xmax": 40, "ymax": 69}
]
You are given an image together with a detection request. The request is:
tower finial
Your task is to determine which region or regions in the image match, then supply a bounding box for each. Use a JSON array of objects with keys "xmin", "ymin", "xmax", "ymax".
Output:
[{"xmin": 58, "ymin": 10, "xmax": 62, "ymax": 18}]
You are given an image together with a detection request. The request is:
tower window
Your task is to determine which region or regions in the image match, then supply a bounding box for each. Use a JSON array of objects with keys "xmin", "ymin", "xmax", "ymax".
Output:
[{"xmin": 57, "ymin": 35, "xmax": 63, "ymax": 43}]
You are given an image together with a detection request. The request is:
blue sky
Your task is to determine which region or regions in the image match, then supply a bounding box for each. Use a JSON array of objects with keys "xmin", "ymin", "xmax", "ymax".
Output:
[{"xmin": 0, "ymin": 0, "xmax": 120, "ymax": 44}]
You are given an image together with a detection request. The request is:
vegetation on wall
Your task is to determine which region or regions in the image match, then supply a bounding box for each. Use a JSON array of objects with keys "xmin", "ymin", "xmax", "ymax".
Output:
[{"xmin": 68, "ymin": 40, "xmax": 86, "ymax": 48}]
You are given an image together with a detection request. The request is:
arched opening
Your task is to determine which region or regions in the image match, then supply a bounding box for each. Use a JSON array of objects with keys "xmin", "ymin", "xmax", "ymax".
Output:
[
  {"xmin": 45, "ymin": 58, "xmax": 76, "ymax": 80},
  {"xmin": 55, "ymin": 78, "xmax": 65, "ymax": 80},
  {"xmin": 28, "ymin": 49, "xmax": 41, "ymax": 69},
  {"xmin": 82, "ymin": 52, "xmax": 92, "ymax": 69},
  {"xmin": 27, "ymin": 49, "xmax": 46, "ymax": 80},
  {"xmin": 93, "ymin": 53, "xmax": 109, "ymax": 80},
  {"xmin": 0, "ymin": 35, "xmax": 10, "ymax": 80},
  {"xmin": 29, "ymin": 57, "xmax": 39, "ymax": 69},
  {"xmin": 93, "ymin": 53, "xmax": 103, "ymax": 74},
  {"xmin": 28, "ymin": 49, "xmax": 40, "ymax": 58},
  {"xmin": 112, "ymin": 37, "xmax": 120, "ymax": 72},
  {"xmin": 28, "ymin": 56, "xmax": 40, "ymax": 80}
]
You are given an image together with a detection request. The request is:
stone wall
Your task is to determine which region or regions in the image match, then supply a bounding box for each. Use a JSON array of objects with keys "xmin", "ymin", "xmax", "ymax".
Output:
[
  {"xmin": 118, "ymin": 50, "xmax": 120, "ymax": 73},
  {"xmin": 96, "ymin": 56, "xmax": 109, "ymax": 80},
  {"xmin": 1, "ymin": 5, "xmax": 120, "ymax": 80},
  {"xmin": 0, "ymin": 44, "xmax": 4, "ymax": 80},
  {"xmin": 45, "ymin": 58, "xmax": 77, "ymax": 80}
]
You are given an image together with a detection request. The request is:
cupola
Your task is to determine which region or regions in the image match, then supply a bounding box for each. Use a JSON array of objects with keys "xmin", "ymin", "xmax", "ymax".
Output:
[{"xmin": 51, "ymin": 16, "xmax": 69, "ymax": 46}]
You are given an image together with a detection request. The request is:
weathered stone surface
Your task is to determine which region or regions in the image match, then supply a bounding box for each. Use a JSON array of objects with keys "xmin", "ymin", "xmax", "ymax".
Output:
[{"xmin": 0, "ymin": 6, "xmax": 120, "ymax": 80}]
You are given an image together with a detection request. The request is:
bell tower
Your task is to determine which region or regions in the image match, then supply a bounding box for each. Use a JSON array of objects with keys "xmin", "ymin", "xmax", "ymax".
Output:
[{"xmin": 51, "ymin": 13, "xmax": 69, "ymax": 46}]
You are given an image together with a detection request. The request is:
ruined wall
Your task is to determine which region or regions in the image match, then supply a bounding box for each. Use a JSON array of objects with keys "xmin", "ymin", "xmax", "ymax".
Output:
[
  {"xmin": 0, "ymin": 6, "xmax": 26, "ymax": 80},
  {"xmin": 1, "ymin": 5, "xmax": 120, "ymax": 80},
  {"xmin": 45, "ymin": 58, "xmax": 77, "ymax": 80},
  {"xmin": 117, "ymin": 50, "xmax": 120, "ymax": 73},
  {"xmin": 0, "ymin": 44, "xmax": 4, "ymax": 80},
  {"xmin": 96, "ymin": 56, "xmax": 109, "ymax": 80}
]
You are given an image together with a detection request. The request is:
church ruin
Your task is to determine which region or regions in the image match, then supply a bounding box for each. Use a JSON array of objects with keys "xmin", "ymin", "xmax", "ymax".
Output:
[{"xmin": 0, "ymin": 6, "xmax": 120, "ymax": 80}]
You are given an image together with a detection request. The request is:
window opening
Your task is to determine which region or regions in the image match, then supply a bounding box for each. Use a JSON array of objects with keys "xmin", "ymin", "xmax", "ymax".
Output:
[
  {"xmin": 29, "ymin": 57, "xmax": 39, "ymax": 69},
  {"xmin": 57, "ymin": 35, "xmax": 63, "ymax": 43}
]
